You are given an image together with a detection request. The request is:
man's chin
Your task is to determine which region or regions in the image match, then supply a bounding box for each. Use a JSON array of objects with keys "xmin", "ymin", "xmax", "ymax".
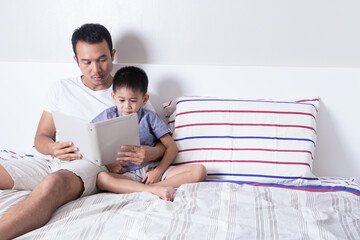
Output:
[
  {"xmin": 92, "ymin": 77, "xmax": 105, "ymax": 83},
  {"xmin": 92, "ymin": 78, "xmax": 110, "ymax": 87},
  {"xmin": 122, "ymin": 112, "xmax": 133, "ymax": 115}
]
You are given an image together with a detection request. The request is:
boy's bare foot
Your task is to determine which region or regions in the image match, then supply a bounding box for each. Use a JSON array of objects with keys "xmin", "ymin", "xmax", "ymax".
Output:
[
  {"xmin": 152, "ymin": 186, "xmax": 175, "ymax": 201},
  {"xmin": 162, "ymin": 187, "xmax": 175, "ymax": 201}
]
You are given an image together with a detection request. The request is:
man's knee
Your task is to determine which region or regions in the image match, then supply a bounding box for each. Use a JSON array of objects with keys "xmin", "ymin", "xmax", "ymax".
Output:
[
  {"xmin": 0, "ymin": 165, "xmax": 14, "ymax": 190},
  {"xmin": 38, "ymin": 170, "xmax": 84, "ymax": 201}
]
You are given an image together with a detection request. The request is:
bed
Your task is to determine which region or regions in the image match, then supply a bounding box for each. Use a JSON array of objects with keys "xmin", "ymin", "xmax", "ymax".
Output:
[
  {"xmin": 1, "ymin": 176, "xmax": 359, "ymax": 239},
  {"xmin": 0, "ymin": 63, "xmax": 360, "ymax": 239}
]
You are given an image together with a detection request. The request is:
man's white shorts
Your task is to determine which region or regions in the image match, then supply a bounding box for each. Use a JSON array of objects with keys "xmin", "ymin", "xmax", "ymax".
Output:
[{"xmin": 1, "ymin": 156, "xmax": 105, "ymax": 196}]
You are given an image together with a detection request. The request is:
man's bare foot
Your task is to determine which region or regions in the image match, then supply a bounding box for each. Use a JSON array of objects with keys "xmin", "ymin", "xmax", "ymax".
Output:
[{"xmin": 152, "ymin": 186, "xmax": 175, "ymax": 201}]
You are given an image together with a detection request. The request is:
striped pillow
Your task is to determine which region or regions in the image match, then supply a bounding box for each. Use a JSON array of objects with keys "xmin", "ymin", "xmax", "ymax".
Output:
[{"xmin": 163, "ymin": 96, "xmax": 319, "ymax": 183}]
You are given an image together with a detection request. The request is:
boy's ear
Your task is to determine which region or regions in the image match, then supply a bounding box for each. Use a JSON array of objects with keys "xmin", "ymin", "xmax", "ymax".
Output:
[
  {"xmin": 111, "ymin": 91, "xmax": 116, "ymax": 103},
  {"xmin": 73, "ymin": 55, "xmax": 79, "ymax": 64},
  {"xmin": 142, "ymin": 94, "xmax": 150, "ymax": 105}
]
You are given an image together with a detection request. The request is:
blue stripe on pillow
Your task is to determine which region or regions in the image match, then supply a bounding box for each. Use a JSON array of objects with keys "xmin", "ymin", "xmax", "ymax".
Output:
[
  {"xmin": 176, "ymin": 98, "xmax": 319, "ymax": 112},
  {"xmin": 208, "ymin": 173, "xmax": 318, "ymax": 180}
]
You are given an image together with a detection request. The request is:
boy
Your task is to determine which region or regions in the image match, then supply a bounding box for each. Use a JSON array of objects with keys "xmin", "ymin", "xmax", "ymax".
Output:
[{"xmin": 92, "ymin": 66, "xmax": 207, "ymax": 201}]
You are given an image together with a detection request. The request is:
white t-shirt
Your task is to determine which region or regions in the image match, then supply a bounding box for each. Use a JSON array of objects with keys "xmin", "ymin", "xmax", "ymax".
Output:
[
  {"xmin": 44, "ymin": 76, "xmax": 114, "ymax": 122},
  {"xmin": 44, "ymin": 75, "xmax": 155, "ymax": 121}
]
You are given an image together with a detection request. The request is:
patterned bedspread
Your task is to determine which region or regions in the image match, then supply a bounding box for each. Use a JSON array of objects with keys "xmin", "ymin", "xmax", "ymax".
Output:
[{"xmin": 1, "ymin": 179, "xmax": 359, "ymax": 239}]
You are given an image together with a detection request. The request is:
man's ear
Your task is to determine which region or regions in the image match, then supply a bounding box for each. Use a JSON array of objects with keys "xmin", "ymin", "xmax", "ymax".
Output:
[
  {"xmin": 111, "ymin": 91, "xmax": 116, "ymax": 103},
  {"xmin": 142, "ymin": 94, "xmax": 150, "ymax": 105},
  {"xmin": 73, "ymin": 55, "xmax": 79, "ymax": 64},
  {"xmin": 111, "ymin": 49, "xmax": 116, "ymax": 61}
]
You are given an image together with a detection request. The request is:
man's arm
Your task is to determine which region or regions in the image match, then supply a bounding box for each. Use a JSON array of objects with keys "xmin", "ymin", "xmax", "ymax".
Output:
[{"xmin": 34, "ymin": 111, "xmax": 81, "ymax": 160}]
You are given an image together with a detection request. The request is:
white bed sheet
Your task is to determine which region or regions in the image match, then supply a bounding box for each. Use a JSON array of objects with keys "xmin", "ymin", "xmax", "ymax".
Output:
[{"xmin": 1, "ymin": 180, "xmax": 359, "ymax": 240}]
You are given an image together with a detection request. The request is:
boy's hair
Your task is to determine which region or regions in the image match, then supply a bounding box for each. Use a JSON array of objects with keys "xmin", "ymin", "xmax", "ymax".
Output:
[
  {"xmin": 71, "ymin": 23, "xmax": 113, "ymax": 59},
  {"xmin": 113, "ymin": 66, "xmax": 148, "ymax": 95}
]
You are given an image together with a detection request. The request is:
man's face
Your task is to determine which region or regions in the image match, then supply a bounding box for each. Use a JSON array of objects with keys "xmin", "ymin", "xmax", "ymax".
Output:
[
  {"xmin": 111, "ymin": 87, "xmax": 149, "ymax": 116},
  {"xmin": 74, "ymin": 40, "xmax": 116, "ymax": 90}
]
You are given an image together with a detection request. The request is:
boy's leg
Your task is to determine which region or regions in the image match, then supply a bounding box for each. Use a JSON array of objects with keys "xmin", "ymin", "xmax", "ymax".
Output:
[
  {"xmin": 97, "ymin": 172, "xmax": 174, "ymax": 201},
  {"xmin": 153, "ymin": 164, "xmax": 207, "ymax": 188}
]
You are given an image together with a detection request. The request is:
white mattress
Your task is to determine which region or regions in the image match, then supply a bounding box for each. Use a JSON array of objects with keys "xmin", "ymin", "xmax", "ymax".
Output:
[{"xmin": 1, "ymin": 179, "xmax": 359, "ymax": 239}]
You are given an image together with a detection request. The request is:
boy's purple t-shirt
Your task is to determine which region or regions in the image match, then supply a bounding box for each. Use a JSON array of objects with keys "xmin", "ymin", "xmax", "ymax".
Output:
[{"xmin": 91, "ymin": 106, "xmax": 171, "ymax": 171}]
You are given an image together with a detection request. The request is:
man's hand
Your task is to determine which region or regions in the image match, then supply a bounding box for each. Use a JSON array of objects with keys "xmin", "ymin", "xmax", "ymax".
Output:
[
  {"xmin": 51, "ymin": 141, "xmax": 82, "ymax": 161},
  {"xmin": 106, "ymin": 162, "xmax": 126, "ymax": 174},
  {"xmin": 117, "ymin": 143, "xmax": 166, "ymax": 166},
  {"xmin": 117, "ymin": 145, "xmax": 147, "ymax": 166},
  {"xmin": 34, "ymin": 111, "xmax": 83, "ymax": 161}
]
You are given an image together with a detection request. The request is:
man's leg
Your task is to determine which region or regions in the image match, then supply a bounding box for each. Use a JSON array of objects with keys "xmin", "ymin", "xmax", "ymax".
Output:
[
  {"xmin": 154, "ymin": 164, "xmax": 207, "ymax": 188},
  {"xmin": 0, "ymin": 165, "xmax": 14, "ymax": 189},
  {"xmin": 0, "ymin": 170, "xmax": 84, "ymax": 240}
]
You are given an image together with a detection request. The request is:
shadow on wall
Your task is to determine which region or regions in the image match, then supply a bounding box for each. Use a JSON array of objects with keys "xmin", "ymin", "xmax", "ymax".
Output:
[
  {"xmin": 313, "ymin": 100, "xmax": 351, "ymax": 178},
  {"xmin": 114, "ymin": 32, "xmax": 148, "ymax": 64},
  {"xmin": 149, "ymin": 78, "xmax": 184, "ymax": 122},
  {"xmin": 113, "ymin": 32, "xmax": 185, "ymax": 122}
]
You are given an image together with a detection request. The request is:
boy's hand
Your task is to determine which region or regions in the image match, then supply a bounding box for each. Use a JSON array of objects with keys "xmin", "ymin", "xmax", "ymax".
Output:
[
  {"xmin": 106, "ymin": 162, "xmax": 126, "ymax": 174},
  {"xmin": 142, "ymin": 168, "xmax": 163, "ymax": 184}
]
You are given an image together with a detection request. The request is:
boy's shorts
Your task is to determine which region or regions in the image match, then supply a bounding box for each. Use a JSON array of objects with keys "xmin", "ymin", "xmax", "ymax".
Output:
[
  {"xmin": 1, "ymin": 156, "xmax": 105, "ymax": 196},
  {"xmin": 122, "ymin": 161, "xmax": 175, "ymax": 182}
]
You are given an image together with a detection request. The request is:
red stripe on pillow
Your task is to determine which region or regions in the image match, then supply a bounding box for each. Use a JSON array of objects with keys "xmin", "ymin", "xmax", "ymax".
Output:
[
  {"xmin": 172, "ymin": 159, "xmax": 311, "ymax": 167},
  {"xmin": 175, "ymin": 123, "xmax": 317, "ymax": 134}
]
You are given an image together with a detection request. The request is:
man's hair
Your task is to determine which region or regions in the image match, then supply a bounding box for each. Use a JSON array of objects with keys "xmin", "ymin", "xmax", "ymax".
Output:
[
  {"xmin": 113, "ymin": 66, "xmax": 148, "ymax": 95},
  {"xmin": 71, "ymin": 23, "xmax": 113, "ymax": 58}
]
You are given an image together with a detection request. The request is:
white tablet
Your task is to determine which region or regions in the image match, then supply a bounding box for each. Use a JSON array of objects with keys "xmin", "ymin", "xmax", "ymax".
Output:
[{"xmin": 52, "ymin": 111, "xmax": 140, "ymax": 166}]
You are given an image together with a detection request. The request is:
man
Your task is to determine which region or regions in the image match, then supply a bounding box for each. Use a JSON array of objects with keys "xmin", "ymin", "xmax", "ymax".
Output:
[{"xmin": 0, "ymin": 23, "xmax": 165, "ymax": 239}]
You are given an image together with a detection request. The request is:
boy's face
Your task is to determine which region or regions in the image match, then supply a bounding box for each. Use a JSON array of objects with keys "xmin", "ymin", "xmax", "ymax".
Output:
[{"xmin": 111, "ymin": 87, "xmax": 149, "ymax": 116}]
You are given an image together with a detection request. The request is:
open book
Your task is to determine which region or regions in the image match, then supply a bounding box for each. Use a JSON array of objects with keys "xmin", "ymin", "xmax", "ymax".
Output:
[{"xmin": 52, "ymin": 111, "xmax": 140, "ymax": 166}]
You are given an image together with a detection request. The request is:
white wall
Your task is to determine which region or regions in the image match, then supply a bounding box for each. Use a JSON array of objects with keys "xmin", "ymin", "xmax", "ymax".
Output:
[
  {"xmin": 1, "ymin": 1, "xmax": 360, "ymax": 180},
  {"xmin": 0, "ymin": 0, "xmax": 360, "ymax": 67},
  {"xmin": 0, "ymin": 62, "xmax": 360, "ymax": 181}
]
